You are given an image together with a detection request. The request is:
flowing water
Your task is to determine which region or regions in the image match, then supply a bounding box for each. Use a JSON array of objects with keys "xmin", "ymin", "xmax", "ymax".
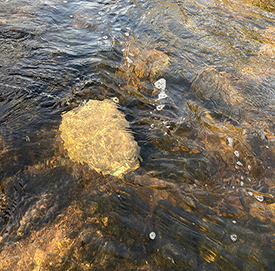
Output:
[{"xmin": 0, "ymin": 0, "xmax": 275, "ymax": 270}]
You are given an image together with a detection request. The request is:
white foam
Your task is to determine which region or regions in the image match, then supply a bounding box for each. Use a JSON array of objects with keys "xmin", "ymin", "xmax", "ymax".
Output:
[
  {"xmin": 154, "ymin": 78, "xmax": 166, "ymax": 91},
  {"xmin": 157, "ymin": 90, "xmax": 168, "ymax": 100}
]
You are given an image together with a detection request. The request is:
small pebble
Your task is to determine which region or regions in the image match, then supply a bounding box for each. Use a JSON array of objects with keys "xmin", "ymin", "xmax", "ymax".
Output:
[
  {"xmin": 234, "ymin": 150, "xmax": 239, "ymax": 158},
  {"xmin": 149, "ymin": 232, "xmax": 156, "ymax": 240},
  {"xmin": 232, "ymin": 220, "xmax": 237, "ymax": 224}
]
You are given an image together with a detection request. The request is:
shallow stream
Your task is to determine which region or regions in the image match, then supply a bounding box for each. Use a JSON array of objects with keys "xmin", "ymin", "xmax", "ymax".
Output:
[{"xmin": 0, "ymin": 0, "xmax": 275, "ymax": 270}]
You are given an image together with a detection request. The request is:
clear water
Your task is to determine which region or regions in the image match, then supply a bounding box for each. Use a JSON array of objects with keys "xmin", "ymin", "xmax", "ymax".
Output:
[{"xmin": 0, "ymin": 0, "xmax": 274, "ymax": 270}]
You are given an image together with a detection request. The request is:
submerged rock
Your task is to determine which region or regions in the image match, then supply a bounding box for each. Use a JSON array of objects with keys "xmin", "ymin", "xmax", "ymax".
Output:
[
  {"xmin": 116, "ymin": 38, "xmax": 170, "ymax": 97},
  {"xmin": 59, "ymin": 99, "xmax": 141, "ymax": 177}
]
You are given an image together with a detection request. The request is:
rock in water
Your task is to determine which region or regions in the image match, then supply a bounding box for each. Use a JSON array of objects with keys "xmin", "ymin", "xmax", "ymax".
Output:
[{"xmin": 59, "ymin": 99, "xmax": 141, "ymax": 177}]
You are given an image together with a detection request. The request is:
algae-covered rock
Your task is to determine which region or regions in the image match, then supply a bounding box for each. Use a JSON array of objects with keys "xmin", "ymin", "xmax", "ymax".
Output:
[{"xmin": 59, "ymin": 99, "xmax": 141, "ymax": 177}]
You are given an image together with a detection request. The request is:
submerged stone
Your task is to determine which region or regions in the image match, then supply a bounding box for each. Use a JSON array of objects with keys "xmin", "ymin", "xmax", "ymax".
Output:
[{"xmin": 59, "ymin": 99, "xmax": 141, "ymax": 177}]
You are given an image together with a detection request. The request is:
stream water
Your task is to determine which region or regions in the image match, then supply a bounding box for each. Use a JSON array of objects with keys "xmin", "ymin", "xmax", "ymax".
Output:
[{"xmin": 0, "ymin": 0, "xmax": 275, "ymax": 270}]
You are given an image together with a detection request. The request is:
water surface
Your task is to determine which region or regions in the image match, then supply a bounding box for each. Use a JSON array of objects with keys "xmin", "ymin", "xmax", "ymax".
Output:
[{"xmin": 0, "ymin": 0, "xmax": 275, "ymax": 270}]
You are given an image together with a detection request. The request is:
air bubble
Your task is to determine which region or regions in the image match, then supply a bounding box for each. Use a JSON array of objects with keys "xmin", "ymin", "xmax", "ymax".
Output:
[
  {"xmin": 236, "ymin": 161, "xmax": 243, "ymax": 167},
  {"xmin": 149, "ymin": 232, "xmax": 156, "ymax": 240},
  {"xmin": 227, "ymin": 137, "xmax": 233, "ymax": 148},
  {"xmin": 255, "ymin": 195, "xmax": 264, "ymax": 202},
  {"xmin": 154, "ymin": 78, "xmax": 166, "ymax": 91},
  {"xmin": 125, "ymin": 56, "xmax": 133, "ymax": 64},
  {"xmin": 167, "ymin": 256, "xmax": 175, "ymax": 264},
  {"xmin": 230, "ymin": 234, "xmax": 237, "ymax": 242},
  {"xmin": 156, "ymin": 104, "xmax": 165, "ymax": 111},
  {"xmin": 248, "ymin": 165, "xmax": 252, "ymax": 170},
  {"xmin": 112, "ymin": 97, "xmax": 119, "ymax": 103},
  {"xmin": 157, "ymin": 90, "xmax": 168, "ymax": 100},
  {"xmin": 103, "ymin": 36, "xmax": 108, "ymax": 40}
]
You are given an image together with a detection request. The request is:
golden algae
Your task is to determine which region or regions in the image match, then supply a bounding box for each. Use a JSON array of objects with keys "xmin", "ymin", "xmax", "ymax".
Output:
[{"xmin": 59, "ymin": 99, "xmax": 141, "ymax": 177}]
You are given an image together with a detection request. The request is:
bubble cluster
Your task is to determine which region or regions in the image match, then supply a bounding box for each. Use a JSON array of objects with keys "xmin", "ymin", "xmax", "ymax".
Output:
[
  {"xmin": 157, "ymin": 90, "xmax": 168, "ymax": 100},
  {"xmin": 154, "ymin": 78, "xmax": 166, "ymax": 91}
]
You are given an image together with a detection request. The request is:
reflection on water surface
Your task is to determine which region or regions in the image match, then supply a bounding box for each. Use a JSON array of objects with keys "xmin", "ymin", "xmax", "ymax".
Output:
[{"xmin": 0, "ymin": 0, "xmax": 275, "ymax": 270}]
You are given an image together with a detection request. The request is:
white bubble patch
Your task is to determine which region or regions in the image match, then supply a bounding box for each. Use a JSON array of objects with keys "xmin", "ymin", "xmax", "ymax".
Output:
[
  {"xmin": 157, "ymin": 90, "xmax": 168, "ymax": 100},
  {"xmin": 154, "ymin": 78, "xmax": 166, "ymax": 91}
]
